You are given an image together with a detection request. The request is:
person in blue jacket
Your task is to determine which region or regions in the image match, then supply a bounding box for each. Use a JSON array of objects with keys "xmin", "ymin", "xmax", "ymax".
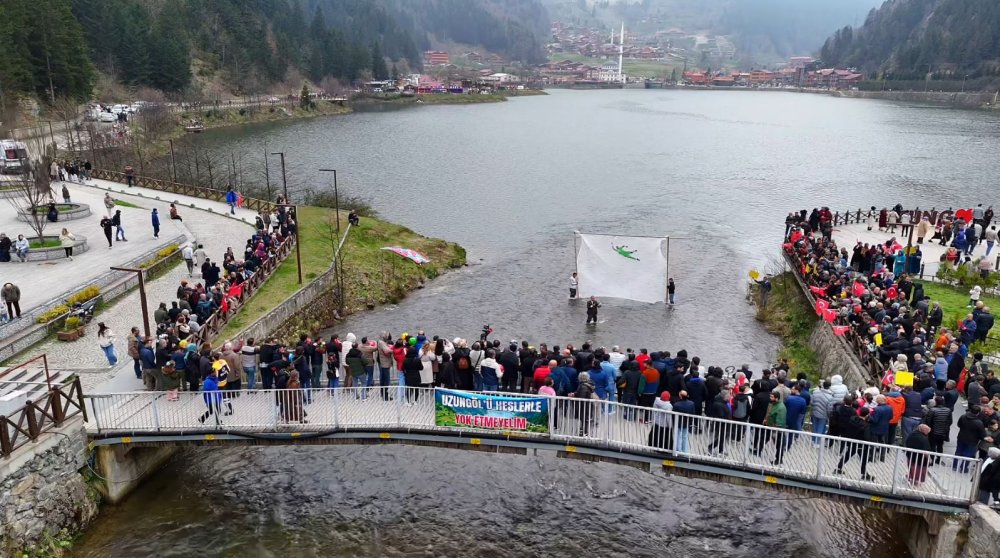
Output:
[
  {"xmin": 784, "ymin": 384, "xmax": 808, "ymax": 447},
  {"xmin": 199, "ymin": 368, "xmax": 222, "ymax": 424},
  {"xmin": 225, "ymin": 188, "xmax": 237, "ymax": 214},
  {"xmin": 151, "ymin": 208, "xmax": 160, "ymax": 238},
  {"xmin": 869, "ymin": 395, "xmax": 894, "ymax": 460}
]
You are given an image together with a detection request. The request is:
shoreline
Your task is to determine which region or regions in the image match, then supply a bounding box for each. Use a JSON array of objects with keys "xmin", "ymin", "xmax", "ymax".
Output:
[{"xmin": 174, "ymin": 89, "xmax": 548, "ymax": 133}]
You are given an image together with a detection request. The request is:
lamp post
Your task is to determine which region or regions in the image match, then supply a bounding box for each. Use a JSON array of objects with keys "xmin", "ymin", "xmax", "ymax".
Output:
[
  {"xmin": 110, "ymin": 266, "xmax": 151, "ymax": 339},
  {"xmin": 319, "ymin": 168, "xmax": 344, "ymax": 313},
  {"xmin": 962, "ymin": 74, "xmax": 969, "ymax": 93},
  {"xmin": 270, "ymin": 151, "xmax": 288, "ymax": 203}
]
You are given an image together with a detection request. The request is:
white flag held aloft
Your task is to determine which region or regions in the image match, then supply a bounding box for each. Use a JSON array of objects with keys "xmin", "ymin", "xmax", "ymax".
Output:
[{"xmin": 575, "ymin": 234, "xmax": 668, "ymax": 304}]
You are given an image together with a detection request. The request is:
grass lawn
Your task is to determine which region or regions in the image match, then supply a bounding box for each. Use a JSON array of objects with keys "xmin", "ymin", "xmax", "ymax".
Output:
[
  {"xmin": 32, "ymin": 205, "xmax": 76, "ymax": 213},
  {"xmin": 921, "ymin": 282, "xmax": 1000, "ymax": 330},
  {"xmin": 754, "ymin": 273, "xmax": 820, "ymax": 381},
  {"xmin": 114, "ymin": 199, "xmax": 143, "ymax": 209},
  {"xmin": 28, "ymin": 239, "xmax": 62, "ymax": 248},
  {"xmin": 216, "ymin": 205, "xmax": 465, "ymax": 341}
]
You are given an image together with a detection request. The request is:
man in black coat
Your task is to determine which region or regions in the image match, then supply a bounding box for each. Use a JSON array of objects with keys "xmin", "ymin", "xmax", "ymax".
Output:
[{"xmin": 975, "ymin": 308, "xmax": 995, "ymax": 342}]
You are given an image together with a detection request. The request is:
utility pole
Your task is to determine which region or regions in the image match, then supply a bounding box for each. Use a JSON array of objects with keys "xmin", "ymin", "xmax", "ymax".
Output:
[
  {"xmin": 270, "ymin": 151, "xmax": 288, "ymax": 203},
  {"xmin": 110, "ymin": 266, "xmax": 151, "ymax": 339},
  {"xmin": 319, "ymin": 168, "xmax": 344, "ymax": 313}
]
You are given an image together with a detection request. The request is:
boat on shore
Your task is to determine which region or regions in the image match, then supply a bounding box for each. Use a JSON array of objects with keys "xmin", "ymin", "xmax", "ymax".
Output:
[{"xmin": 184, "ymin": 120, "xmax": 205, "ymax": 133}]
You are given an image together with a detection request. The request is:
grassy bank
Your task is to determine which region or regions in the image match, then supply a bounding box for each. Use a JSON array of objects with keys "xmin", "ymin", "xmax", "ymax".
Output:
[
  {"xmin": 177, "ymin": 100, "xmax": 352, "ymax": 131},
  {"xmin": 753, "ymin": 272, "xmax": 820, "ymax": 381},
  {"xmin": 217, "ymin": 205, "xmax": 465, "ymax": 340}
]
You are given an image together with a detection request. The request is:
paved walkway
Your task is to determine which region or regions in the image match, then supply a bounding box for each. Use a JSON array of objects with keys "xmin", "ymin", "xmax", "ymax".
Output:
[
  {"xmin": 0, "ymin": 180, "xmax": 187, "ymax": 318},
  {"xmin": 832, "ymin": 222, "xmax": 997, "ymax": 279},
  {"xmin": 5, "ymin": 177, "xmax": 256, "ymax": 393}
]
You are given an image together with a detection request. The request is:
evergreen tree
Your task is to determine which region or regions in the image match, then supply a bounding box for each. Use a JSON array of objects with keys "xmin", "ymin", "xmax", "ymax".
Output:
[
  {"xmin": 371, "ymin": 42, "xmax": 389, "ymax": 80},
  {"xmin": 299, "ymin": 83, "xmax": 312, "ymax": 110}
]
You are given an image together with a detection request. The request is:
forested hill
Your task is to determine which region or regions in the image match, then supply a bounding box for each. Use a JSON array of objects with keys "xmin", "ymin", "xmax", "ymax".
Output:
[
  {"xmin": 0, "ymin": 0, "xmax": 549, "ymax": 103},
  {"xmin": 820, "ymin": 0, "xmax": 1000, "ymax": 79}
]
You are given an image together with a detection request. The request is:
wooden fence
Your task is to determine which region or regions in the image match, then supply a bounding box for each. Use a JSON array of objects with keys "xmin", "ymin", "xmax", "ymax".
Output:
[
  {"xmin": 0, "ymin": 355, "xmax": 87, "ymax": 458},
  {"xmin": 187, "ymin": 236, "xmax": 297, "ymax": 347},
  {"xmin": 91, "ymin": 168, "xmax": 277, "ymax": 214}
]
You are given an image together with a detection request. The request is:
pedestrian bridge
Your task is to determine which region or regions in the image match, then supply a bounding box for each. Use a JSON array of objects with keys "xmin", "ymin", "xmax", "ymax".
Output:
[{"xmin": 84, "ymin": 387, "xmax": 980, "ymax": 514}]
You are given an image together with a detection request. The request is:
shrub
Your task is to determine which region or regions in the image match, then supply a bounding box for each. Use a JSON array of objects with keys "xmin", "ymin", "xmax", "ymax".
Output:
[
  {"xmin": 37, "ymin": 304, "xmax": 70, "ymax": 324},
  {"xmin": 64, "ymin": 316, "xmax": 82, "ymax": 331},
  {"xmin": 66, "ymin": 285, "xmax": 100, "ymax": 306},
  {"xmin": 156, "ymin": 244, "xmax": 180, "ymax": 259},
  {"xmin": 936, "ymin": 261, "xmax": 1000, "ymax": 288}
]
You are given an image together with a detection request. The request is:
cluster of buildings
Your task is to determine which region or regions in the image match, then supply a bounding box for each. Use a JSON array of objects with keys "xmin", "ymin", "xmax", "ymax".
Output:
[
  {"xmin": 423, "ymin": 50, "xmax": 508, "ymax": 68},
  {"xmin": 682, "ymin": 60, "xmax": 864, "ymax": 89},
  {"xmin": 536, "ymin": 59, "xmax": 623, "ymax": 85}
]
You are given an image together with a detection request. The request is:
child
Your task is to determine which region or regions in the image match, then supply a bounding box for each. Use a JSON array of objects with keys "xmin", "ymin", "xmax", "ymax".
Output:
[
  {"xmin": 538, "ymin": 377, "xmax": 556, "ymax": 397},
  {"xmin": 969, "ymin": 285, "xmax": 983, "ymax": 308}
]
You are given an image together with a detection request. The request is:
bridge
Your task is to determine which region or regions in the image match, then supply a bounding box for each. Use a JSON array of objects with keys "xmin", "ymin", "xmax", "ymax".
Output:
[{"xmin": 83, "ymin": 387, "xmax": 980, "ymax": 514}]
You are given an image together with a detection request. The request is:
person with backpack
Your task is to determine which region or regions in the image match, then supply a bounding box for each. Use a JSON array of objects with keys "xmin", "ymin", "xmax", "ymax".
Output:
[
  {"xmin": 573, "ymin": 371, "xmax": 598, "ymax": 436},
  {"xmin": 648, "ymin": 391, "xmax": 674, "ymax": 451},
  {"xmin": 468, "ymin": 342, "xmax": 485, "ymax": 391},
  {"xmin": 810, "ymin": 380, "xmax": 834, "ymax": 445},
  {"xmin": 730, "ymin": 386, "xmax": 753, "ymax": 441},
  {"xmin": 127, "ymin": 327, "xmax": 143, "ymax": 380},
  {"xmin": 454, "ymin": 345, "xmax": 474, "ymax": 391},
  {"xmin": 377, "ymin": 332, "xmax": 395, "ymax": 399}
]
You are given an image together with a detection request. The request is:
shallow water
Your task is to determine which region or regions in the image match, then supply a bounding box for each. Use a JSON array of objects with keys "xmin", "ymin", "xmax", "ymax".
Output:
[{"xmin": 74, "ymin": 90, "xmax": 1000, "ymax": 556}]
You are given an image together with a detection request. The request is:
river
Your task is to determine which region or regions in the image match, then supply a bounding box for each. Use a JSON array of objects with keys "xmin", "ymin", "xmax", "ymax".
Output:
[{"xmin": 72, "ymin": 89, "xmax": 1000, "ymax": 556}]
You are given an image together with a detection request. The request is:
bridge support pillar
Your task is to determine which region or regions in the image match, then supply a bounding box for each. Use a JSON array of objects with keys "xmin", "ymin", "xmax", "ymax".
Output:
[
  {"xmin": 892, "ymin": 509, "xmax": 964, "ymax": 558},
  {"xmin": 94, "ymin": 445, "xmax": 177, "ymax": 504}
]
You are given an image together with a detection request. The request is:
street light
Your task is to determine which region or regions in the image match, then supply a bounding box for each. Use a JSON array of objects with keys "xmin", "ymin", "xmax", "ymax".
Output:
[
  {"xmin": 319, "ymin": 168, "xmax": 344, "ymax": 313},
  {"xmin": 962, "ymin": 74, "xmax": 969, "ymax": 93},
  {"xmin": 270, "ymin": 152, "xmax": 288, "ymax": 203}
]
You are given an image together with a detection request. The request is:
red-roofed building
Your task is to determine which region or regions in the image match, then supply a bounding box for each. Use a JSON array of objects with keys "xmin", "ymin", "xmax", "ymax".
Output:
[{"xmin": 424, "ymin": 51, "xmax": 449, "ymax": 66}]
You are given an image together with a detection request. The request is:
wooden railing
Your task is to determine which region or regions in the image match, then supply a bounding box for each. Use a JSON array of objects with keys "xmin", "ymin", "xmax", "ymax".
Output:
[
  {"xmin": 0, "ymin": 355, "xmax": 87, "ymax": 458},
  {"xmin": 91, "ymin": 168, "xmax": 277, "ymax": 214},
  {"xmin": 187, "ymin": 236, "xmax": 297, "ymax": 347}
]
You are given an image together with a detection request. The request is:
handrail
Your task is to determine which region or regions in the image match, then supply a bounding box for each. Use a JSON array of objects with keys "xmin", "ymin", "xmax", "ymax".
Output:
[
  {"xmin": 1, "ymin": 377, "xmax": 86, "ymax": 458},
  {"xmin": 187, "ymin": 235, "xmax": 297, "ymax": 347},
  {"xmin": 90, "ymin": 168, "xmax": 277, "ymax": 214},
  {"xmin": 84, "ymin": 387, "xmax": 981, "ymax": 506}
]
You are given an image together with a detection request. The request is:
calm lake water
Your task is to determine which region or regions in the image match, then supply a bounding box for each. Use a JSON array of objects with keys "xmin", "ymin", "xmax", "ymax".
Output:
[{"xmin": 73, "ymin": 90, "xmax": 1000, "ymax": 557}]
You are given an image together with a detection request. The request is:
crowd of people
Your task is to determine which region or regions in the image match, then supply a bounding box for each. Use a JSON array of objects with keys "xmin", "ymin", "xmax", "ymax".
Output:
[
  {"xmin": 116, "ymin": 205, "xmax": 297, "ymax": 416},
  {"xmin": 785, "ymin": 205, "xmax": 1000, "ymax": 506}
]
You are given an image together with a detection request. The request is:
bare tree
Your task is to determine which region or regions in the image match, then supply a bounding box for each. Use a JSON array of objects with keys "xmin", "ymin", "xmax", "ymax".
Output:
[{"xmin": 5, "ymin": 138, "xmax": 56, "ymax": 242}]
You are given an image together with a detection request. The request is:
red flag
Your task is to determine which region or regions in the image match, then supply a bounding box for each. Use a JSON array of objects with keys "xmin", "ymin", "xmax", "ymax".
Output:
[
  {"xmin": 823, "ymin": 308, "xmax": 837, "ymax": 323},
  {"xmin": 852, "ymin": 282, "xmax": 865, "ymax": 297},
  {"xmin": 887, "ymin": 286, "xmax": 898, "ymax": 299},
  {"xmin": 810, "ymin": 286, "xmax": 826, "ymax": 297},
  {"xmin": 815, "ymin": 299, "xmax": 830, "ymax": 316},
  {"xmin": 832, "ymin": 325, "xmax": 849, "ymax": 336}
]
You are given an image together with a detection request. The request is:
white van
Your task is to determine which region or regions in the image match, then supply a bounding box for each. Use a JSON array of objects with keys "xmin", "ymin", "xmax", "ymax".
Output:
[{"xmin": 0, "ymin": 140, "xmax": 28, "ymax": 174}]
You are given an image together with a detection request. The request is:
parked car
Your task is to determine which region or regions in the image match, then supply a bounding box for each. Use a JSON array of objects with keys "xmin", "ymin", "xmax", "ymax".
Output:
[
  {"xmin": 0, "ymin": 139, "xmax": 28, "ymax": 174},
  {"xmin": 98, "ymin": 111, "xmax": 117, "ymax": 123}
]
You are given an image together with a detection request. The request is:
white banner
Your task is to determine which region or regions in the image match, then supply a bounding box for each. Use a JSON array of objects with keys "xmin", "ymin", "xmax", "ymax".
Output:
[{"xmin": 576, "ymin": 234, "xmax": 668, "ymax": 303}]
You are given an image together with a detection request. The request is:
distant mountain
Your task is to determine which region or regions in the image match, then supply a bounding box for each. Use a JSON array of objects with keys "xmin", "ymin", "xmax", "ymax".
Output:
[
  {"xmin": 820, "ymin": 0, "xmax": 1000, "ymax": 79},
  {"xmin": 543, "ymin": 0, "xmax": 881, "ymax": 66}
]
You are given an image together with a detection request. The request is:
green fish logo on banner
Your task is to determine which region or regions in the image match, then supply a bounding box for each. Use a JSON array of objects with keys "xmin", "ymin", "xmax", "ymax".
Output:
[{"xmin": 612, "ymin": 244, "xmax": 640, "ymax": 261}]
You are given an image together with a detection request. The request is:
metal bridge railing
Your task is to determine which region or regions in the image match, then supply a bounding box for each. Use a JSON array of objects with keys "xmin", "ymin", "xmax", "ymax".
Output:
[{"xmin": 84, "ymin": 388, "xmax": 981, "ymax": 505}]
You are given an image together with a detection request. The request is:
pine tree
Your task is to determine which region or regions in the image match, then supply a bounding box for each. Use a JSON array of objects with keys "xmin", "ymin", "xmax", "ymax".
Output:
[{"xmin": 371, "ymin": 42, "xmax": 389, "ymax": 80}]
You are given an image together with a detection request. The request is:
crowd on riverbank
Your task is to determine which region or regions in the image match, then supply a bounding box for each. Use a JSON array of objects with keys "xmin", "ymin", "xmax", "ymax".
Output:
[{"xmin": 784, "ymin": 205, "xmax": 1000, "ymax": 506}]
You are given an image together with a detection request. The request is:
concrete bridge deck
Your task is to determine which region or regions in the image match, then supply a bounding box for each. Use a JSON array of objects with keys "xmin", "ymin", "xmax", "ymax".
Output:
[{"xmin": 84, "ymin": 387, "xmax": 980, "ymax": 513}]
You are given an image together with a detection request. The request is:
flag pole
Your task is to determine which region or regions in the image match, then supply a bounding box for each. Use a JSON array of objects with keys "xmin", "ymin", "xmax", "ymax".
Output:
[
  {"xmin": 573, "ymin": 231, "xmax": 580, "ymax": 295},
  {"xmin": 665, "ymin": 236, "xmax": 671, "ymax": 303}
]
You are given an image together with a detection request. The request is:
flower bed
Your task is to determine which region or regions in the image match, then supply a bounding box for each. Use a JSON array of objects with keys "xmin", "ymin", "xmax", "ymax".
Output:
[{"xmin": 23, "ymin": 234, "xmax": 89, "ymax": 261}]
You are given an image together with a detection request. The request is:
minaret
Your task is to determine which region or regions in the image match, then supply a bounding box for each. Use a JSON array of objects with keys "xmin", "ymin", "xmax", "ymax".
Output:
[{"xmin": 618, "ymin": 22, "xmax": 625, "ymax": 83}]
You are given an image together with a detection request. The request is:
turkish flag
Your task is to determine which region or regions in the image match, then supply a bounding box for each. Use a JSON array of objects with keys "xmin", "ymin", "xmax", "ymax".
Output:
[
  {"xmin": 832, "ymin": 325, "xmax": 850, "ymax": 336},
  {"xmin": 815, "ymin": 299, "xmax": 830, "ymax": 316},
  {"xmin": 823, "ymin": 308, "xmax": 837, "ymax": 323},
  {"xmin": 810, "ymin": 286, "xmax": 827, "ymax": 297}
]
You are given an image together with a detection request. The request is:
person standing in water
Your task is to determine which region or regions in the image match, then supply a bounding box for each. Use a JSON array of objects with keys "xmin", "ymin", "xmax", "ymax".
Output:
[
  {"xmin": 569, "ymin": 272, "xmax": 578, "ymax": 299},
  {"xmin": 586, "ymin": 296, "xmax": 601, "ymax": 325},
  {"xmin": 668, "ymin": 278, "xmax": 676, "ymax": 305}
]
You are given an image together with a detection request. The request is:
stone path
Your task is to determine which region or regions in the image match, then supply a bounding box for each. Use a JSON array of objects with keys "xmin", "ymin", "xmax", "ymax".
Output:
[
  {"xmin": 6, "ymin": 177, "xmax": 256, "ymax": 393},
  {"xmin": 832, "ymin": 222, "xmax": 998, "ymax": 279},
  {"xmin": 0, "ymin": 180, "xmax": 187, "ymax": 319}
]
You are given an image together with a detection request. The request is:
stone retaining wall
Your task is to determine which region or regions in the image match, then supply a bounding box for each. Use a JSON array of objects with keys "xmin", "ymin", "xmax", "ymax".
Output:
[
  {"xmin": 0, "ymin": 419, "xmax": 98, "ymax": 557},
  {"xmin": 25, "ymin": 235, "xmax": 89, "ymax": 262},
  {"xmin": 962, "ymin": 504, "xmax": 1000, "ymax": 558},
  {"xmin": 808, "ymin": 322, "xmax": 869, "ymax": 388}
]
